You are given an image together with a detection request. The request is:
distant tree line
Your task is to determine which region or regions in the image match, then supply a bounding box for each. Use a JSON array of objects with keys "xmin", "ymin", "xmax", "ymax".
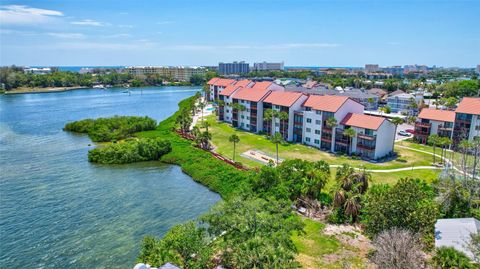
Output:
[{"xmin": 0, "ymin": 66, "xmax": 211, "ymax": 90}]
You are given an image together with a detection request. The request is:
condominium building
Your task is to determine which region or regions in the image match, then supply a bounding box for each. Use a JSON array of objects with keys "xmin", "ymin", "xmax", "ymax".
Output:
[
  {"xmin": 209, "ymin": 78, "xmax": 396, "ymax": 160},
  {"xmin": 301, "ymin": 95, "xmax": 364, "ymax": 151},
  {"xmin": 125, "ymin": 66, "xmax": 206, "ymax": 81},
  {"xmin": 365, "ymin": 64, "xmax": 379, "ymax": 72},
  {"xmin": 23, "ymin": 67, "xmax": 53, "ymax": 75},
  {"xmin": 386, "ymin": 92, "xmax": 423, "ymax": 114},
  {"xmin": 217, "ymin": 79, "xmax": 255, "ymax": 122},
  {"xmin": 252, "ymin": 62, "xmax": 284, "ymax": 71},
  {"xmin": 262, "ymin": 91, "xmax": 308, "ymax": 141},
  {"xmin": 206, "ymin": 78, "xmax": 236, "ymax": 101},
  {"xmin": 218, "ymin": 61, "xmax": 250, "ymax": 75},
  {"xmin": 414, "ymin": 108, "xmax": 456, "ymax": 144},
  {"xmin": 453, "ymin": 97, "xmax": 480, "ymax": 144},
  {"xmin": 231, "ymin": 87, "xmax": 277, "ymax": 133},
  {"xmin": 338, "ymin": 113, "xmax": 395, "ymax": 159}
]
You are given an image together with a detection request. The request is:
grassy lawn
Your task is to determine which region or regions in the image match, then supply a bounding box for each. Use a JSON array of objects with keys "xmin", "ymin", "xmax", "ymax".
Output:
[
  {"xmin": 292, "ymin": 218, "xmax": 366, "ymax": 269},
  {"xmin": 203, "ymin": 115, "xmax": 434, "ymax": 171}
]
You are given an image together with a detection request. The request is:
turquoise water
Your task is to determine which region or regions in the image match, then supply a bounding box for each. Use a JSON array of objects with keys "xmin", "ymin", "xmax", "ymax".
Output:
[{"xmin": 0, "ymin": 87, "xmax": 221, "ymax": 268}]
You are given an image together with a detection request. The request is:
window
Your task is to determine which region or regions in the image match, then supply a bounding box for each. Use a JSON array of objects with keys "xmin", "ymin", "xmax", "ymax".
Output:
[
  {"xmin": 241, "ymin": 123, "xmax": 244, "ymax": 127},
  {"xmin": 241, "ymin": 115, "xmax": 244, "ymax": 119},
  {"xmin": 246, "ymin": 116, "xmax": 250, "ymax": 120},
  {"xmin": 275, "ymin": 123, "xmax": 280, "ymax": 127},
  {"xmin": 314, "ymin": 139, "xmax": 320, "ymax": 144},
  {"xmin": 365, "ymin": 129, "xmax": 373, "ymax": 136},
  {"xmin": 306, "ymin": 128, "xmax": 311, "ymax": 133},
  {"xmin": 316, "ymin": 120, "xmax": 321, "ymax": 125},
  {"xmin": 246, "ymin": 124, "xmax": 249, "ymax": 128},
  {"xmin": 305, "ymin": 137, "xmax": 311, "ymax": 142},
  {"xmin": 246, "ymin": 109, "xmax": 250, "ymax": 112},
  {"xmin": 315, "ymin": 129, "xmax": 321, "ymax": 135},
  {"xmin": 226, "ymin": 109, "xmax": 229, "ymax": 113},
  {"xmin": 305, "ymin": 107, "xmax": 311, "ymax": 111},
  {"xmin": 306, "ymin": 118, "xmax": 312, "ymax": 123},
  {"xmin": 316, "ymin": 110, "xmax": 321, "ymax": 115}
]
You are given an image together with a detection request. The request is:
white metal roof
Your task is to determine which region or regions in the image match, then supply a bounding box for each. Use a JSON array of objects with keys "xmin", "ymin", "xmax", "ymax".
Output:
[{"xmin": 435, "ymin": 218, "xmax": 480, "ymax": 259}]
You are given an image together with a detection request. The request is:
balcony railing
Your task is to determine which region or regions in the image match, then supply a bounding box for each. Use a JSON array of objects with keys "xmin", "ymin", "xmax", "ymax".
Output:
[
  {"xmin": 415, "ymin": 122, "xmax": 431, "ymax": 128},
  {"xmin": 414, "ymin": 130, "xmax": 429, "ymax": 136},
  {"xmin": 438, "ymin": 126, "xmax": 453, "ymax": 131},
  {"xmin": 357, "ymin": 143, "xmax": 375, "ymax": 151},
  {"xmin": 357, "ymin": 134, "xmax": 376, "ymax": 141}
]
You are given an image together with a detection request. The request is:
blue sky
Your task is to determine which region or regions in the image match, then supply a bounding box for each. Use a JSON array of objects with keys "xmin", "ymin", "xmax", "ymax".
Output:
[{"xmin": 0, "ymin": 0, "xmax": 479, "ymax": 67}]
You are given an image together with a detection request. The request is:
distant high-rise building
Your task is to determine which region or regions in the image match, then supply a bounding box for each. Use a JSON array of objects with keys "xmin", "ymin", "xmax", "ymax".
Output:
[
  {"xmin": 365, "ymin": 64, "xmax": 379, "ymax": 72},
  {"xmin": 476, "ymin": 65, "xmax": 480, "ymax": 74},
  {"xmin": 253, "ymin": 61, "xmax": 284, "ymax": 71},
  {"xmin": 382, "ymin": 66, "xmax": 403, "ymax": 76},
  {"xmin": 218, "ymin": 61, "xmax": 250, "ymax": 75}
]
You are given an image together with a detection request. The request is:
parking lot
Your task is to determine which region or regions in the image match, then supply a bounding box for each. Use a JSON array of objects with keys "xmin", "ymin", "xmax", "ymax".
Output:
[{"xmin": 395, "ymin": 123, "xmax": 414, "ymax": 141}]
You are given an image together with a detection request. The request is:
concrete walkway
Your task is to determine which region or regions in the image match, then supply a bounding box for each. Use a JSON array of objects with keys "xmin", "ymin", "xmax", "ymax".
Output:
[{"xmin": 328, "ymin": 164, "xmax": 441, "ymax": 173}]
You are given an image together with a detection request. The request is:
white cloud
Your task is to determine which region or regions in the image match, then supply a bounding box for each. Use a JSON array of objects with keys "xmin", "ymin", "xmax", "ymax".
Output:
[
  {"xmin": 47, "ymin": 32, "xmax": 86, "ymax": 39},
  {"xmin": 118, "ymin": 24, "xmax": 133, "ymax": 28},
  {"xmin": 166, "ymin": 43, "xmax": 340, "ymax": 51},
  {"xmin": 157, "ymin": 20, "xmax": 175, "ymax": 25},
  {"xmin": 102, "ymin": 33, "xmax": 132, "ymax": 38},
  {"xmin": 0, "ymin": 5, "xmax": 63, "ymax": 25},
  {"xmin": 71, "ymin": 19, "xmax": 105, "ymax": 27}
]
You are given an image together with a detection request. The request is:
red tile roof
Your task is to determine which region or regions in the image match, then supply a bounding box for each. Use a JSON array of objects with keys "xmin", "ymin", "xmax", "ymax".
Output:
[
  {"xmin": 207, "ymin": 77, "xmax": 220, "ymax": 85},
  {"xmin": 234, "ymin": 79, "xmax": 253, "ymax": 88},
  {"xmin": 208, "ymin": 78, "xmax": 235, "ymax": 87},
  {"xmin": 418, "ymin": 108, "xmax": 455, "ymax": 122},
  {"xmin": 455, "ymin": 97, "xmax": 480, "ymax": 115},
  {"xmin": 263, "ymin": 91, "xmax": 305, "ymax": 107},
  {"xmin": 219, "ymin": 85, "xmax": 241, "ymax": 97},
  {"xmin": 251, "ymin": 81, "xmax": 273, "ymax": 91},
  {"xmin": 303, "ymin": 95, "xmax": 351, "ymax": 112},
  {"xmin": 341, "ymin": 113, "xmax": 386, "ymax": 130},
  {"xmin": 232, "ymin": 87, "xmax": 271, "ymax": 102}
]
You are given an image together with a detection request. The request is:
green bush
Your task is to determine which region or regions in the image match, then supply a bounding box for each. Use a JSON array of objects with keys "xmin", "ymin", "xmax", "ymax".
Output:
[
  {"xmin": 88, "ymin": 138, "xmax": 171, "ymax": 164},
  {"xmin": 64, "ymin": 116, "xmax": 157, "ymax": 142},
  {"xmin": 361, "ymin": 178, "xmax": 439, "ymax": 241},
  {"xmin": 432, "ymin": 247, "xmax": 475, "ymax": 269}
]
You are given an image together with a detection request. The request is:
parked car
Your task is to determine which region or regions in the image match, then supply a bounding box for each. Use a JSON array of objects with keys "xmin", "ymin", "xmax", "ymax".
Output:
[
  {"xmin": 398, "ymin": 130, "xmax": 410, "ymax": 136},
  {"xmin": 406, "ymin": 129, "xmax": 414, "ymax": 134}
]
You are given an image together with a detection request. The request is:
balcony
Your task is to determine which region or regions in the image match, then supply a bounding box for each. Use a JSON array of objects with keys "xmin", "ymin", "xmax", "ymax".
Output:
[
  {"xmin": 357, "ymin": 134, "xmax": 376, "ymax": 141},
  {"xmin": 335, "ymin": 139, "xmax": 349, "ymax": 145},
  {"xmin": 357, "ymin": 143, "xmax": 375, "ymax": 151},
  {"xmin": 321, "ymin": 137, "xmax": 332, "ymax": 143},
  {"xmin": 438, "ymin": 126, "xmax": 453, "ymax": 131},
  {"xmin": 414, "ymin": 130, "xmax": 429, "ymax": 136},
  {"xmin": 415, "ymin": 122, "xmax": 431, "ymax": 128}
]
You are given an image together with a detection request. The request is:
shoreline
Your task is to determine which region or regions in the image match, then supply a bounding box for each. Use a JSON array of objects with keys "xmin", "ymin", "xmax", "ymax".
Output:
[
  {"xmin": 3, "ymin": 84, "xmax": 201, "ymax": 95},
  {"xmin": 4, "ymin": 86, "xmax": 89, "ymax": 95}
]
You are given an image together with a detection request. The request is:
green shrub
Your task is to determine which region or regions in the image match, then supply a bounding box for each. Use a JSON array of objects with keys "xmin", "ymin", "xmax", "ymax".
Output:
[
  {"xmin": 432, "ymin": 247, "xmax": 475, "ymax": 269},
  {"xmin": 88, "ymin": 138, "xmax": 171, "ymax": 164},
  {"xmin": 361, "ymin": 178, "xmax": 439, "ymax": 241},
  {"xmin": 64, "ymin": 116, "xmax": 157, "ymax": 142}
]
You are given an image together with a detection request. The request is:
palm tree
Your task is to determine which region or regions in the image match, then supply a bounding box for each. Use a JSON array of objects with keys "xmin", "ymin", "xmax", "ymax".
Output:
[
  {"xmin": 326, "ymin": 117, "xmax": 337, "ymax": 151},
  {"xmin": 229, "ymin": 134, "xmax": 240, "ymax": 161},
  {"xmin": 191, "ymin": 126, "xmax": 200, "ymax": 138},
  {"xmin": 428, "ymin": 134, "xmax": 440, "ymax": 164},
  {"xmin": 263, "ymin": 108, "xmax": 275, "ymax": 134},
  {"xmin": 271, "ymin": 132, "xmax": 284, "ymax": 165},
  {"xmin": 202, "ymin": 121, "xmax": 210, "ymax": 133},
  {"xmin": 459, "ymin": 140, "xmax": 472, "ymax": 179},
  {"xmin": 390, "ymin": 117, "xmax": 404, "ymax": 152},
  {"xmin": 278, "ymin": 111, "xmax": 289, "ymax": 138},
  {"xmin": 197, "ymin": 101, "xmax": 206, "ymax": 122},
  {"xmin": 343, "ymin": 128, "xmax": 356, "ymax": 156}
]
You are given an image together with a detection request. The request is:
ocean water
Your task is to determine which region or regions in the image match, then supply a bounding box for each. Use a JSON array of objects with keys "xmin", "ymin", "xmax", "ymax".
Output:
[{"xmin": 0, "ymin": 87, "xmax": 221, "ymax": 268}]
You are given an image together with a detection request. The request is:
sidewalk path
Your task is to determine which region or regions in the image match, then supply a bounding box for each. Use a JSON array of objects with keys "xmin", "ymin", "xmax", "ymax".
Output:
[{"xmin": 328, "ymin": 164, "xmax": 441, "ymax": 173}]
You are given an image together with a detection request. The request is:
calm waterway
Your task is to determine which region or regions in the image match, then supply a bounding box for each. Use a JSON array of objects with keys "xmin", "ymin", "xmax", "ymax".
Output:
[{"xmin": 0, "ymin": 87, "xmax": 221, "ymax": 268}]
